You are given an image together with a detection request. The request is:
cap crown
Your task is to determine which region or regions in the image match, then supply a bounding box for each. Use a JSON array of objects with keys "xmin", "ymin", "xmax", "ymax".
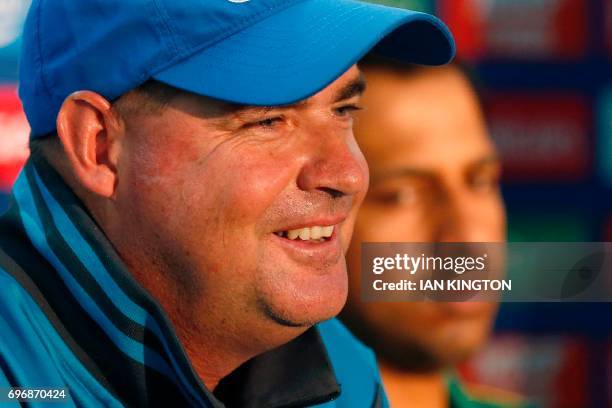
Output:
[{"xmin": 19, "ymin": 0, "xmax": 302, "ymax": 136}]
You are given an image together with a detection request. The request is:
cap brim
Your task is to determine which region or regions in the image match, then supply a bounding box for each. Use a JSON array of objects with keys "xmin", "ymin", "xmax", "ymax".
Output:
[{"xmin": 153, "ymin": 0, "xmax": 455, "ymax": 106}]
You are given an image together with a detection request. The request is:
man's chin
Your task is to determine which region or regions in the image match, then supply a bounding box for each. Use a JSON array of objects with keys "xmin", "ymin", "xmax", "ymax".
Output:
[
  {"xmin": 262, "ymin": 305, "xmax": 337, "ymax": 329},
  {"xmin": 375, "ymin": 336, "xmax": 485, "ymax": 373},
  {"xmin": 264, "ymin": 291, "xmax": 348, "ymax": 328},
  {"xmin": 256, "ymin": 264, "xmax": 349, "ymax": 328}
]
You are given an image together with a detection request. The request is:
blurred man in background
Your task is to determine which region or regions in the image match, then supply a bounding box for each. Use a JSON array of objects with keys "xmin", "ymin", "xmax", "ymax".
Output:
[{"xmin": 341, "ymin": 57, "xmax": 528, "ymax": 407}]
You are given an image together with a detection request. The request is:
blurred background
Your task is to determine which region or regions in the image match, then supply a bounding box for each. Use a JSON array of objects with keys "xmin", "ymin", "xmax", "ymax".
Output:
[
  {"xmin": 371, "ymin": 1, "xmax": 612, "ymax": 407},
  {"xmin": 0, "ymin": 0, "xmax": 610, "ymax": 406}
]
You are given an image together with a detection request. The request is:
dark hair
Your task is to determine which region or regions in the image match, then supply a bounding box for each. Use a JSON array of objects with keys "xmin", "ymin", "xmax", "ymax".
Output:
[
  {"xmin": 29, "ymin": 80, "xmax": 184, "ymax": 149},
  {"xmin": 115, "ymin": 80, "xmax": 185, "ymax": 115}
]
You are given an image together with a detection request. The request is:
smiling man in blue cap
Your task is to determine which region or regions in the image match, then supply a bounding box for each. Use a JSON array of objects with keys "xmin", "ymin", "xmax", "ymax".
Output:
[{"xmin": 0, "ymin": 1, "xmax": 453, "ymax": 406}]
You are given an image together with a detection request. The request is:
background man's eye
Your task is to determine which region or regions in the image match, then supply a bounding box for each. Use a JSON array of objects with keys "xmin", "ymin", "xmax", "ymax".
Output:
[
  {"xmin": 471, "ymin": 174, "xmax": 500, "ymax": 193},
  {"xmin": 372, "ymin": 186, "xmax": 419, "ymax": 206},
  {"xmin": 395, "ymin": 186, "xmax": 420, "ymax": 206}
]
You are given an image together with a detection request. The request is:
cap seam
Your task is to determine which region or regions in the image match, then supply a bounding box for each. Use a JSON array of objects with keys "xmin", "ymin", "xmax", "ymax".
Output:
[
  {"xmin": 34, "ymin": 0, "xmax": 54, "ymax": 111},
  {"xmin": 149, "ymin": 0, "xmax": 308, "ymax": 78},
  {"xmin": 150, "ymin": 0, "xmax": 183, "ymax": 57}
]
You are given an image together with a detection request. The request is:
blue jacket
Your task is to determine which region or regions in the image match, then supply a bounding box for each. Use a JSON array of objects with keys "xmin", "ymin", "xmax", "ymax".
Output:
[{"xmin": 0, "ymin": 150, "xmax": 387, "ymax": 407}]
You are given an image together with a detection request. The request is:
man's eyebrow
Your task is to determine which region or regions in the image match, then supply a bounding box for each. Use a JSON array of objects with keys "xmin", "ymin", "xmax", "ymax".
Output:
[
  {"xmin": 227, "ymin": 100, "xmax": 307, "ymax": 117},
  {"xmin": 219, "ymin": 103, "xmax": 281, "ymax": 121},
  {"xmin": 371, "ymin": 155, "xmax": 501, "ymax": 183},
  {"xmin": 334, "ymin": 72, "xmax": 367, "ymax": 102},
  {"xmin": 371, "ymin": 168, "xmax": 435, "ymax": 184},
  {"xmin": 466, "ymin": 155, "xmax": 502, "ymax": 174},
  {"xmin": 471, "ymin": 155, "xmax": 501, "ymax": 167}
]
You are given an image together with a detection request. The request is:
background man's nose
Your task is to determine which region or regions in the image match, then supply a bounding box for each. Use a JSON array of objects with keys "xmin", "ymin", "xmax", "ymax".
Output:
[{"xmin": 436, "ymin": 194, "xmax": 492, "ymax": 243}]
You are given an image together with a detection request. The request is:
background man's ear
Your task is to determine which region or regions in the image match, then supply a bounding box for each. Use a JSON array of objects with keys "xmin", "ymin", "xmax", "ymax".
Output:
[{"xmin": 56, "ymin": 91, "xmax": 123, "ymax": 198}]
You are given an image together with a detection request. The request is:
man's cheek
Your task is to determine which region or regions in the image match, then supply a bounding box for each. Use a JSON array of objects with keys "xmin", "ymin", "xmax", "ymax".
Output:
[
  {"xmin": 218, "ymin": 164, "xmax": 294, "ymax": 218},
  {"xmin": 341, "ymin": 214, "xmax": 358, "ymax": 252},
  {"xmin": 349, "ymin": 135, "xmax": 370, "ymax": 198}
]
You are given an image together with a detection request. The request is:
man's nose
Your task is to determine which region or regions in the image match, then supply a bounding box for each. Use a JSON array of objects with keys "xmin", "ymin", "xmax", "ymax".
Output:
[
  {"xmin": 436, "ymin": 193, "xmax": 492, "ymax": 243},
  {"xmin": 296, "ymin": 136, "xmax": 368, "ymax": 199}
]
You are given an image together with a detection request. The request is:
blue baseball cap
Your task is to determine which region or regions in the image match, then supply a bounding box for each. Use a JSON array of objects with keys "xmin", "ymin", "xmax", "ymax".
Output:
[{"xmin": 19, "ymin": 0, "xmax": 455, "ymax": 138}]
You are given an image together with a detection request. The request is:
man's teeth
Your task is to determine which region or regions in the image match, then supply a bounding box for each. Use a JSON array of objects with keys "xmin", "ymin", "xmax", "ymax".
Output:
[{"xmin": 281, "ymin": 226, "xmax": 334, "ymax": 241}]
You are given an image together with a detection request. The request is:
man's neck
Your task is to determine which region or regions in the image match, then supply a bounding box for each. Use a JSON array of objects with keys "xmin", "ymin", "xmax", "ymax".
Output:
[
  {"xmin": 379, "ymin": 361, "xmax": 449, "ymax": 408},
  {"xmin": 117, "ymin": 250, "xmax": 262, "ymax": 391}
]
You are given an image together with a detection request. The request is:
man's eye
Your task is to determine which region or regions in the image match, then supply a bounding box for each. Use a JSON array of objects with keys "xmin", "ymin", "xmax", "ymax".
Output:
[
  {"xmin": 372, "ymin": 186, "xmax": 420, "ymax": 206},
  {"xmin": 335, "ymin": 104, "xmax": 363, "ymax": 117},
  {"xmin": 470, "ymin": 173, "xmax": 501, "ymax": 193},
  {"xmin": 254, "ymin": 116, "xmax": 283, "ymax": 128}
]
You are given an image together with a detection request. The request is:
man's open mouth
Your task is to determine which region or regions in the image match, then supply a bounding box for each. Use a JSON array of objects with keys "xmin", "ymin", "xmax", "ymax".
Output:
[{"xmin": 274, "ymin": 225, "xmax": 335, "ymax": 243}]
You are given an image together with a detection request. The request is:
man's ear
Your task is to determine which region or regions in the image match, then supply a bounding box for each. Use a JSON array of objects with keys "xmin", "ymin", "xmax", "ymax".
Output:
[{"xmin": 56, "ymin": 91, "xmax": 123, "ymax": 198}]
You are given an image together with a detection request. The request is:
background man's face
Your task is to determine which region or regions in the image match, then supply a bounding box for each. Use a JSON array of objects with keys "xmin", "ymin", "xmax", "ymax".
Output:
[
  {"xmin": 113, "ymin": 66, "xmax": 368, "ymax": 347},
  {"xmin": 344, "ymin": 64, "xmax": 506, "ymax": 371}
]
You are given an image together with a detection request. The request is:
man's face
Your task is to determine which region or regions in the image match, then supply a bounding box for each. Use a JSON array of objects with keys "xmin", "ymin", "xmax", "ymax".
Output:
[
  {"xmin": 344, "ymin": 65, "xmax": 506, "ymax": 371},
  {"xmin": 113, "ymin": 66, "xmax": 368, "ymax": 347}
]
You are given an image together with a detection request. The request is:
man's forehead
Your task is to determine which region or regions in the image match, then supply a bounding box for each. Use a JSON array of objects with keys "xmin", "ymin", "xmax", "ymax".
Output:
[
  {"xmin": 319, "ymin": 65, "xmax": 365, "ymax": 101},
  {"xmin": 233, "ymin": 65, "xmax": 366, "ymax": 112}
]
